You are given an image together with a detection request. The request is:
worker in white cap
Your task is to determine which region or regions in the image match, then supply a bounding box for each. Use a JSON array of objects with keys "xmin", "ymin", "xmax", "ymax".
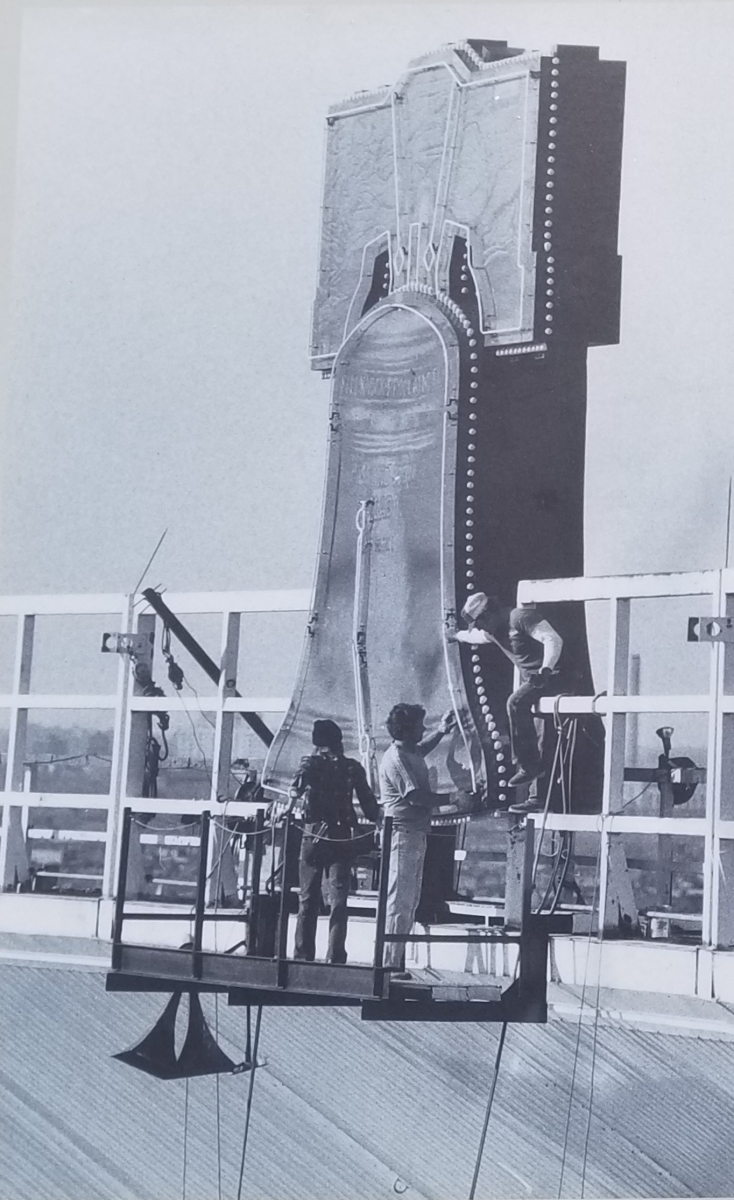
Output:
[{"xmin": 448, "ymin": 593, "xmax": 563, "ymax": 813}]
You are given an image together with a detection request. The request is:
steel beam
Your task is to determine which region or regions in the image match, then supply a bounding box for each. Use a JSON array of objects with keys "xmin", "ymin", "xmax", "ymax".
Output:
[{"xmin": 142, "ymin": 589, "xmax": 273, "ymax": 747}]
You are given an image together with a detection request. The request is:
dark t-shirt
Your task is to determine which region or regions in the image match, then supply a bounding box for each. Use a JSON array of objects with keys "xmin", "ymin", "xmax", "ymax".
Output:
[
  {"xmin": 493, "ymin": 606, "xmax": 546, "ymax": 672},
  {"xmin": 290, "ymin": 748, "xmax": 380, "ymax": 828}
]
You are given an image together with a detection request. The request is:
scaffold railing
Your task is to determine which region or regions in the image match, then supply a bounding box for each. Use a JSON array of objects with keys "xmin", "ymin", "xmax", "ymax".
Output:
[
  {"xmin": 0, "ymin": 589, "xmax": 311, "ymax": 899},
  {"xmin": 517, "ymin": 568, "xmax": 734, "ymax": 948}
]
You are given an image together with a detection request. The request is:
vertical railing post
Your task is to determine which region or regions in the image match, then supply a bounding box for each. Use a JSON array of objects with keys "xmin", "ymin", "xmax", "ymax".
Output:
[
  {"xmin": 709, "ymin": 570, "xmax": 734, "ymax": 950},
  {"xmin": 111, "ymin": 807, "xmax": 133, "ymax": 970},
  {"xmin": 102, "ymin": 594, "xmax": 135, "ymax": 900},
  {"xmin": 504, "ymin": 819, "xmax": 533, "ymax": 930},
  {"xmin": 0, "ymin": 615, "xmax": 34, "ymax": 891},
  {"xmin": 372, "ymin": 816, "xmax": 392, "ymax": 997},
  {"xmin": 210, "ymin": 612, "xmax": 238, "ymax": 800},
  {"xmin": 247, "ymin": 807, "xmax": 265, "ymax": 956},
  {"xmin": 517, "ymin": 823, "xmax": 547, "ymax": 1013},
  {"xmin": 599, "ymin": 596, "xmax": 630, "ymax": 933},
  {"xmin": 193, "ymin": 811, "xmax": 211, "ymax": 980},
  {"xmin": 276, "ymin": 813, "xmax": 292, "ymax": 986}
]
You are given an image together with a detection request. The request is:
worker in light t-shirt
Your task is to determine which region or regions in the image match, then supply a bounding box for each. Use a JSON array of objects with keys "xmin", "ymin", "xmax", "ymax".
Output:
[
  {"xmin": 448, "ymin": 593, "xmax": 563, "ymax": 813},
  {"xmin": 378, "ymin": 703, "xmax": 459, "ymax": 979}
]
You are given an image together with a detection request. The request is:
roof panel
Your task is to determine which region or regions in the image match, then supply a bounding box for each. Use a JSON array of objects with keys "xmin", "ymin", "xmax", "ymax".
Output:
[{"xmin": 1, "ymin": 964, "xmax": 733, "ymax": 1198}]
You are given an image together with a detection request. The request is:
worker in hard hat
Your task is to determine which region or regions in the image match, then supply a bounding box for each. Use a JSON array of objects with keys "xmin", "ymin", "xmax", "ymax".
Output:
[
  {"xmin": 378, "ymin": 703, "xmax": 460, "ymax": 979},
  {"xmin": 448, "ymin": 593, "xmax": 563, "ymax": 813},
  {"xmin": 288, "ymin": 718, "xmax": 381, "ymax": 965}
]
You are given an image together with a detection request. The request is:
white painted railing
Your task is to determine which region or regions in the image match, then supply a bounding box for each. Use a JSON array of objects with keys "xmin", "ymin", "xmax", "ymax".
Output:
[
  {"xmin": 518, "ymin": 568, "xmax": 734, "ymax": 947},
  {"xmin": 0, "ymin": 589, "xmax": 311, "ymax": 900}
]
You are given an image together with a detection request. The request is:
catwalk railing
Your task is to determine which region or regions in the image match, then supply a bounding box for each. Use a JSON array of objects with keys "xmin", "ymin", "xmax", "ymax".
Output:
[
  {"xmin": 2, "ymin": 573, "xmax": 734, "ymax": 951},
  {"xmin": 518, "ymin": 568, "xmax": 734, "ymax": 948},
  {"xmin": 0, "ymin": 589, "xmax": 310, "ymax": 899}
]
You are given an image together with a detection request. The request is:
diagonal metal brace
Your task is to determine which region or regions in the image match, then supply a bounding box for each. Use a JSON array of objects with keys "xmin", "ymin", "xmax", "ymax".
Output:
[{"xmin": 142, "ymin": 588, "xmax": 273, "ymax": 746}]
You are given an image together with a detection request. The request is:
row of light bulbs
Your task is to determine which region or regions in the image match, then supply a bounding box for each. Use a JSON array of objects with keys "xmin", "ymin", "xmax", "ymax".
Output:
[
  {"xmin": 458, "ymin": 251, "xmax": 508, "ymax": 807},
  {"xmin": 454, "ymin": 58, "xmax": 563, "ymax": 800},
  {"xmin": 376, "ymin": 56, "xmax": 564, "ymax": 797},
  {"xmin": 542, "ymin": 58, "xmax": 561, "ymax": 337}
]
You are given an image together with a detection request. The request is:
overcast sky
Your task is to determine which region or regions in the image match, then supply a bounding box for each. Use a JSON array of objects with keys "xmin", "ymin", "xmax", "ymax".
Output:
[{"xmin": 0, "ymin": 0, "xmax": 732, "ymax": 597}]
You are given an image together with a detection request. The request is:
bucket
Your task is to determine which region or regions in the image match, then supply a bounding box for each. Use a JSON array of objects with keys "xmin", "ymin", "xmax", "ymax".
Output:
[{"xmin": 649, "ymin": 915, "xmax": 671, "ymax": 940}]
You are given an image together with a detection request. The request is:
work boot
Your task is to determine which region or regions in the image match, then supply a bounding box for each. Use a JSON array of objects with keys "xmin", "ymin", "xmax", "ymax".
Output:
[
  {"xmin": 508, "ymin": 796, "xmax": 542, "ymax": 814},
  {"xmin": 508, "ymin": 766, "xmax": 543, "ymax": 787}
]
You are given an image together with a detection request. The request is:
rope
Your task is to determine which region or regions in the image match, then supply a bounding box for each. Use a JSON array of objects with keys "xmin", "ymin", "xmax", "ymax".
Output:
[
  {"xmin": 236, "ymin": 1006, "xmax": 263, "ymax": 1200},
  {"xmin": 132, "ymin": 817, "xmax": 203, "ymax": 833},
  {"xmin": 468, "ymin": 1021, "xmax": 508, "ymax": 1200},
  {"xmin": 23, "ymin": 752, "xmax": 113, "ymax": 765},
  {"xmin": 301, "ymin": 826, "xmax": 378, "ymax": 844}
]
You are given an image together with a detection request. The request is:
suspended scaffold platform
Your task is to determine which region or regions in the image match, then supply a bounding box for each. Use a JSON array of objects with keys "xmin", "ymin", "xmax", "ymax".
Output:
[{"xmin": 106, "ymin": 809, "xmax": 569, "ymax": 1023}]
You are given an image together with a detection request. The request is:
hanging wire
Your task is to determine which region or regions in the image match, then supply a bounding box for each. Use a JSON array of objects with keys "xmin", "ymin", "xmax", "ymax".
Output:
[
  {"xmin": 531, "ymin": 710, "xmax": 578, "ymax": 914},
  {"xmin": 236, "ymin": 1006, "xmax": 263, "ymax": 1200},
  {"xmin": 245, "ymin": 1004, "xmax": 252, "ymax": 1064},
  {"xmin": 131, "ymin": 816, "xmax": 205, "ymax": 834},
  {"xmin": 616, "ymin": 780, "xmax": 653, "ymax": 813},
  {"xmin": 178, "ymin": 661, "xmax": 259, "ymax": 793},
  {"xmin": 179, "ymin": 698, "xmax": 214, "ymax": 791},
  {"xmin": 214, "ymin": 1019, "xmax": 223, "ymax": 1200},
  {"xmin": 557, "ymin": 847, "xmax": 602, "ymax": 1199},
  {"xmin": 469, "ymin": 712, "xmax": 579, "ymax": 1200},
  {"xmin": 132, "ymin": 528, "xmax": 168, "ymax": 598},
  {"xmin": 530, "ymin": 715, "xmax": 567, "ymax": 888},
  {"xmin": 213, "ymin": 812, "xmax": 225, "ymax": 1200},
  {"xmin": 300, "ymin": 824, "xmax": 377, "ymax": 844},
  {"xmin": 182, "ymin": 672, "xmax": 217, "ymax": 732},
  {"xmin": 22, "ymin": 752, "xmax": 113, "ymax": 765},
  {"xmin": 580, "ymin": 932, "xmax": 605, "ymax": 1198},
  {"xmin": 468, "ymin": 1021, "xmax": 508, "ymax": 1200},
  {"xmin": 455, "ymin": 817, "xmax": 469, "ymax": 894},
  {"xmin": 579, "ymin": 817, "xmax": 612, "ymax": 1197},
  {"xmin": 182, "ymin": 1077, "xmax": 189, "ymax": 1200},
  {"xmin": 544, "ymin": 718, "xmax": 579, "ymax": 915}
]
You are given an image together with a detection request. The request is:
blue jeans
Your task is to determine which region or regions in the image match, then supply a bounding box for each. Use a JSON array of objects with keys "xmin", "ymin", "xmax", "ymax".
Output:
[{"xmin": 507, "ymin": 672, "xmax": 547, "ymax": 773}]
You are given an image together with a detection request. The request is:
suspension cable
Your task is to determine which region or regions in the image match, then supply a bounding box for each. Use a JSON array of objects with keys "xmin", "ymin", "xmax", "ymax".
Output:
[
  {"xmin": 557, "ymin": 848, "xmax": 602, "ymax": 1199},
  {"xmin": 182, "ymin": 1077, "xmax": 189, "ymax": 1200},
  {"xmin": 580, "ymin": 839, "xmax": 608, "ymax": 1196},
  {"xmin": 468, "ymin": 1021, "xmax": 508, "ymax": 1200},
  {"xmin": 236, "ymin": 1006, "xmax": 263, "ymax": 1200},
  {"xmin": 470, "ymin": 710, "xmax": 578, "ymax": 1198}
]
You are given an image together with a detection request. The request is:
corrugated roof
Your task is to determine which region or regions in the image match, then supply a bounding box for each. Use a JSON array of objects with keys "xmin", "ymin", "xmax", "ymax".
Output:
[{"xmin": 0, "ymin": 962, "xmax": 733, "ymax": 1199}]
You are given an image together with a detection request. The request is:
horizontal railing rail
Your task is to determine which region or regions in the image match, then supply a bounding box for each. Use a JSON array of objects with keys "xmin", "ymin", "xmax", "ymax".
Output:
[{"xmin": 0, "ymin": 573, "xmax": 732, "ymax": 952}]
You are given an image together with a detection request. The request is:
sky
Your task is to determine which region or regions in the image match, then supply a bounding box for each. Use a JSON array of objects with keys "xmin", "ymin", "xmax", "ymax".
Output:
[{"xmin": 0, "ymin": 0, "xmax": 733, "ymax": 598}]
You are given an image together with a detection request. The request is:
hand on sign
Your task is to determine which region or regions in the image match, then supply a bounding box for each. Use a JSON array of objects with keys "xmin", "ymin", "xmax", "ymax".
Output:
[{"xmin": 439, "ymin": 709, "xmax": 457, "ymax": 734}]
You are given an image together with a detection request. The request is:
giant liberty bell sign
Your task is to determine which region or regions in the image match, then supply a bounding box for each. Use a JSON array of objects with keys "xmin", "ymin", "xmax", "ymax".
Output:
[{"xmin": 264, "ymin": 40, "xmax": 625, "ymax": 813}]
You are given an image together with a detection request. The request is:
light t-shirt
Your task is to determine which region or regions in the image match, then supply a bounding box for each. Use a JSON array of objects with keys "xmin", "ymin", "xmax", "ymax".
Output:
[{"xmin": 378, "ymin": 741, "xmax": 433, "ymax": 832}]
